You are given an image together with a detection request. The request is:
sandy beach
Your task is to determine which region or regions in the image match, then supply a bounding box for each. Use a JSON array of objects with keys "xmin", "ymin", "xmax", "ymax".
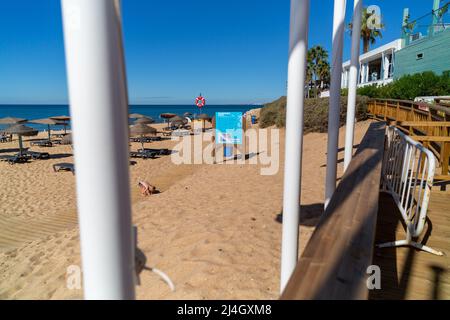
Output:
[{"xmin": 0, "ymin": 120, "xmax": 372, "ymax": 299}]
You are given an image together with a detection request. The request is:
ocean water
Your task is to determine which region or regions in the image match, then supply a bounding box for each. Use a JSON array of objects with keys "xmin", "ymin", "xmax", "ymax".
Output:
[{"xmin": 0, "ymin": 104, "xmax": 259, "ymax": 131}]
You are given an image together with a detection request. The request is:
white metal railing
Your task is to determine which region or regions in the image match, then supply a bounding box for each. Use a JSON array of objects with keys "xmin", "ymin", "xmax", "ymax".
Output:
[
  {"xmin": 378, "ymin": 126, "xmax": 443, "ymax": 256},
  {"xmin": 280, "ymin": 0, "xmax": 310, "ymax": 293},
  {"xmin": 61, "ymin": 0, "xmax": 136, "ymax": 299}
]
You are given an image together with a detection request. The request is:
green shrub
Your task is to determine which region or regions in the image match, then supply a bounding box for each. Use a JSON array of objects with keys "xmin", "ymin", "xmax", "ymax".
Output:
[
  {"xmin": 356, "ymin": 71, "xmax": 450, "ymax": 100},
  {"xmin": 259, "ymin": 96, "xmax": 286, "ymax": 128},
  {"xmin": 259, "ymin": 71, "xmax": 450, "ymax": 131},
  {"xmin": 259, "ymin": 95, "xmax": 369, "ymax": 132}
]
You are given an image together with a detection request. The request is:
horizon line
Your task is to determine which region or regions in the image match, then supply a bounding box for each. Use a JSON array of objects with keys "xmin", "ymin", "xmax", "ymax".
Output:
[{"xmin": 0, "ymin": 103, "xmax": 265, "ymax": 106}]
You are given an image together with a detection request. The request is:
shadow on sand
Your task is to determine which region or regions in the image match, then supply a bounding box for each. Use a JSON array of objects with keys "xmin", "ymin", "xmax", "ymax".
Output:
[{"xmin": 275, "ymin": 203, "xmax": 324, "ymax": 227}]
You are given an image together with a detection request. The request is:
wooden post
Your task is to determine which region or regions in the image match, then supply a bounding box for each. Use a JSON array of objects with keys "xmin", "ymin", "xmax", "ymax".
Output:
[
  {"xmin": 420, "ymin": 141, "xmax": 430, "ymax": 172},
  {"xmin": 442, "ymin": 142, "xmax": 449, "ymax": 176},
  {"xmin": 408, "ymin": 105, "xmax": 413, "ymax": 135},
  {"xmin": 396, "ymin": 102, "xmax": 400, "ymax": 121},
  {"xmin": 212, "ymin": 117, "xmax": 216, "ymax": 164},
  {"xmin": 384, "ymin": 101, "xmax": 388, "ymax": 121}
]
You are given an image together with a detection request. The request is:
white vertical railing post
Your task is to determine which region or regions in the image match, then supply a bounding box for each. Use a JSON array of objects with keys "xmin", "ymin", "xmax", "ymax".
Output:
[
  {"xmin": 343, "ymin": 0, "xmax": 362, "ymax": 172},
  {"xmin": 325, "ymin": 0, "xmax": 347, "ymax": 208},
  {"xmin": 280, "ymin": 0, "xmax": 310, "ymax": 293},
  {"xmin": 61, "ymin": 0, "xmax": 135, "ymax": 299}
]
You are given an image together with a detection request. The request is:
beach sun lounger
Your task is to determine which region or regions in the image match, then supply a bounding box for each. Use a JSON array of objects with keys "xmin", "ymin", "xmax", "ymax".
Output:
[
  {"xmin": 171, "ymin": 129, "xmax": 191, "ymax": 137},
  {"xmin": 137, "ymin": 148, "xmax": 171, "ymax": 156},
  {"xmin": 23, "ymin": 150, "xmax": 50, "ymax": 160},
  {"xmin": 30, "ymin": 140, "xmax": 53, "ymax": 147},
  {"xmin": 163, "ymin": 126, "xmax": 178, "ymax": 131},
  {"xmin": 130, "ymin": 150, "xmax": 157, "ymax": 159},
  {"xmin": 53, "ymin": 163, "xmax": 75, "ymax": 174},
  {"xmin": 162, "ymin": 126, "xmax": 180, "ymax": 136},
  {"xmin": 51, "ymin": 133, "xmax": 69, "ymax": 139},
  {"xmin": 0, "ymin": 154, "xmax": 29, "ymax": 165},
  {"xmin": 130, "ymin": 136, "xmax": 162, "ymax": 143}
]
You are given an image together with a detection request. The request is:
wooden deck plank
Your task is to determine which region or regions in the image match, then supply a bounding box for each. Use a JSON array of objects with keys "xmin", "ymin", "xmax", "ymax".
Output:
[{"xmin": 370, "ymin": 192, "xmax": 450, "ymax": 300}]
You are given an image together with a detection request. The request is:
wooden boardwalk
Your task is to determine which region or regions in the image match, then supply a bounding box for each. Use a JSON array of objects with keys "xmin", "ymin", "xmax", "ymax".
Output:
[
  {"xmin": 368, "ymin": 98, "xmax": 450, "ymax": 182},
  {"xmin": 281, "ymin": 118, "xmax": 450, "ymax": 300},
  {"xmin": 370, "ymin": 191, "xmax": 450, "ymax": 300},
  {"xmin": 367, "ymin": 98, "xmax": 450, "ymax": 299}
]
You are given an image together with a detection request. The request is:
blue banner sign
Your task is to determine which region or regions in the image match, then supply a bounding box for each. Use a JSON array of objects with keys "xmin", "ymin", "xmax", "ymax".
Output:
[{"xmin": 215, "ymin": 112, "xmax": 243, "ymax": 145}]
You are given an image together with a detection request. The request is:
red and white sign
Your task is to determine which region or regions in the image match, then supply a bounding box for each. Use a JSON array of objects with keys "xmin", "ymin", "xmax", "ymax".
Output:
[{"xmin": 195, "ymin": 95, "xmax": 206, "ymax": 108}]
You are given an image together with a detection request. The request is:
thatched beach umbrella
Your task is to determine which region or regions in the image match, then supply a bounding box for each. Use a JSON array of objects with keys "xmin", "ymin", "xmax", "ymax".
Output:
[
  {"xmin": 0, "ymin": 117, "xmax": 27, "ymax": 124},
  {"xmin": 30, "ymin": 118, "xmax": 60, "ymax": 142},
  {"xmin": 129, "ymin": 113, "xmax": 146, "ymax": 119},
  {"xmin": 134, "ymin": 117, "xmax": 154, "ymax": 125},
  {"xmin": 50, "ymin": 115, "xmax": 70, "ymax": 121},
  {"xmin": 160, "ymin": 113, "xmax": 176, "ymax": 128},
  {"xmin": 1, "ymin": 124, "xmax": 38, "ymax": 155},
  {"xmin": 61, "ymin": 133, "xmax": 72, "ymax": 145},
  {"xmin": 130, "ymin": 123, "xmax": 157, "ymax": 150},
  {"xmin": 0, "ymin": 117, "xmax": 28, "ymax": 141},
  {"xmin": 198, "ymin": 113, "xmax": 211, "ymax": 131},
  {"xmin": 170, "ymin": 116, "xmax": 186, "ymax": 128},
  {"xmin": 50, "ymin": 115, "xmax": 70, "ymax": 134},
  {"xmin": 198, "ymin": 113, "xmax": 210, "ymax": 120}
]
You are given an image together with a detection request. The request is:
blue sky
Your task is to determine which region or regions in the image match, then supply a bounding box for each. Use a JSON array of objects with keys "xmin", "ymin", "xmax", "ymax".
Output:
[{"xmin": 0, "ymin": 0, "xmax": 436, "ymax": 105}]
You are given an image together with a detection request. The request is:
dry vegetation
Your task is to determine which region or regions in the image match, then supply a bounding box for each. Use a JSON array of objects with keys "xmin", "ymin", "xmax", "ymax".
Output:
[{"xmin": 259, "ymin": 95, "xmax": 369, "ymax": 132}]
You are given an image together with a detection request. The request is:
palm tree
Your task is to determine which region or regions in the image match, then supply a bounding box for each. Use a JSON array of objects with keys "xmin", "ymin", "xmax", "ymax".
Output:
[
  {"xmin": 306, "ymin": 51, "xmax": 314, "ymax": 98},
  {"xmin": 317, "ymin": 60, "xmax": 330, "ymax": 90},
  {"xmin": 307, "ymin": 45, "xmax": 330, "ymax": 97},
  {"xmin": 348, "ymin": 7, "xmax": 384, "ymax": 53}
]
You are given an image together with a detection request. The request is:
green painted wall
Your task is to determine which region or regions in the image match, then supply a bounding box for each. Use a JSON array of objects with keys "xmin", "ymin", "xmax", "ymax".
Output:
[{"xmin": 395, "ymin": 28, "xmax": 450, "ymax": 79}]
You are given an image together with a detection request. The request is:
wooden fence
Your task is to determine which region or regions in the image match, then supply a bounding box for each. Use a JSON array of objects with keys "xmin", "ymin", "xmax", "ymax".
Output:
[{"xmin": 368, "ymin": 99, "xmax": 450, "ymax": 181}]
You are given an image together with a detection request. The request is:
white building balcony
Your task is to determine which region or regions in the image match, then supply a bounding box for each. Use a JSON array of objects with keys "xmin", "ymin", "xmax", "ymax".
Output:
[{"xmin": 341, "ymin": 39, "xmax": 403, "ymax": 89}]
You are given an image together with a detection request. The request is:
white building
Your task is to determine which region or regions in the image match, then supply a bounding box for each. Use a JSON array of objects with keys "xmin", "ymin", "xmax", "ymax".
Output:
[{"xmin": 341, "ymin": 39, "xmax": 403, "ymax": 88}]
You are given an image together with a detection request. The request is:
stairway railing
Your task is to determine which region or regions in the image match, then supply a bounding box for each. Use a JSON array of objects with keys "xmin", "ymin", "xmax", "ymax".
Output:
[{"xmin": 368, "ymin": 98, "xmax": 450, "ymax": 181}]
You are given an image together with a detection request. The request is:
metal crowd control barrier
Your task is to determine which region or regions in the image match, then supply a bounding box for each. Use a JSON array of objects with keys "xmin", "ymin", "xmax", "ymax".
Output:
[{"xmin": 378, "ymin": 126, "xmax": 443, "ymax": 256}]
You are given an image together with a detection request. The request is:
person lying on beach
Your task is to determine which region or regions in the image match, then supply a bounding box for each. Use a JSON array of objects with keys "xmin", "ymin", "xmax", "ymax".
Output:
[{"xmin": 138, "ymin": 181, "xmax": 156, "ymax": 196}]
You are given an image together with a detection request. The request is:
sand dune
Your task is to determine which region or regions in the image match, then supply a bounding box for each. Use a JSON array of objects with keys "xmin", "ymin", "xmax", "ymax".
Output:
[{"xmin": 0, "ymin": 120, "xmax": 372, "ymax": 299}]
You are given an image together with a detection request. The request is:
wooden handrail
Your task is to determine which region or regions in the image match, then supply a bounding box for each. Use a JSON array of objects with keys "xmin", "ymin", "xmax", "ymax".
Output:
[
  {"xmin": 411, "ymin": 136, "xmax": 450, "ymax": 142},
  {"xmin": 396, "ymin": 121, "xmax": 450, "ymax": 127},
  {"xmin": 368, "ymin": 98, "xmax": 449, "ymax": 181},
  {"xmin": 371, "ymin": 98, "xmax": 450, "ymax": 116},
  {"xmin": 281, "ymin": 122, "xmax": 385, "ymax": 300}
]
